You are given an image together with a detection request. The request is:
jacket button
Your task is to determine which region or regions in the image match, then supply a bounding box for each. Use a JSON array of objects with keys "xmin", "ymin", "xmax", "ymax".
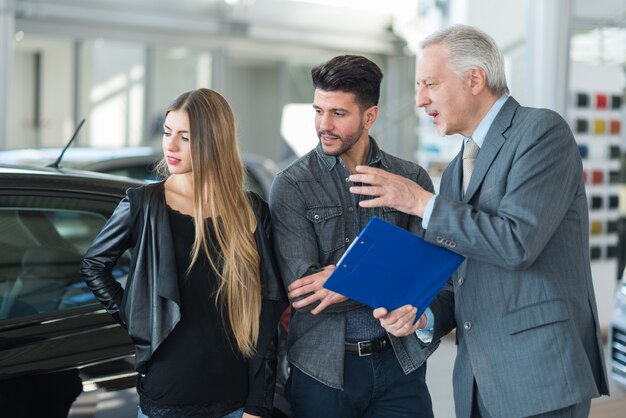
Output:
[
  {"xmin": 436, "ymin": 236, "xmax": 443, "ymax": 243},
  {"xmin": 449, "ymin": 241, "xmax": 457, "ymax": 248},
  {"xmin": 345, "ymin": 237, "xmax": 350, "ymax": 243},
  {"xmin": 348, "ymin": 207, "xmax": 354, "ymax": 212},
  {"xmin": 458, "ymin": 276, "xmax": 464, "ymax": 285},
  {"xmin": 314, "ymin": 214, "xmax": 320, "ymax": 220},
  {"xmin": 463, "ymin": 322, "xmax": 472, "ymax": 331}
]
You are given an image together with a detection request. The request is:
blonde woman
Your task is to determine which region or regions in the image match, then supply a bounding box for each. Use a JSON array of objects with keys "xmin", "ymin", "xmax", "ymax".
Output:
[{"xmin": 81, "ymin": 88, "xmax": 287, "ymax": 418}]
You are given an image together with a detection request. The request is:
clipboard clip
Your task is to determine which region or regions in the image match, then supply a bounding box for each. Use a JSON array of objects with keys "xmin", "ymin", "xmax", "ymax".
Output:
[{"xmin": 339, "ymin": 234, "xmax": 373, "ymax": 274}]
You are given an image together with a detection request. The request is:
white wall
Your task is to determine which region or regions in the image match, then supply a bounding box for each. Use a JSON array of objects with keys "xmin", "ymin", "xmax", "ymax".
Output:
[
  {"xmin": 80, "ymin": 39, "xmax": 145, "ymax": 148},
  {"xmin": 8, "ymin": 36, "xmax": 73, "ymax": 149},
  {"xmin": 146, "ymin": 47, "xmax": 213, "ymax": 144}
]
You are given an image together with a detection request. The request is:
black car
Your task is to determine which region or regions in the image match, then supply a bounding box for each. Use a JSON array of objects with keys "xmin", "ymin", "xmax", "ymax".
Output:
[
  {"xmin": 0, "ymin": 165, "xmax": 141, "ymax": 414},
  {"xmin": 0, "ymin": 164, "xmax": 290, "ymax": 417}
]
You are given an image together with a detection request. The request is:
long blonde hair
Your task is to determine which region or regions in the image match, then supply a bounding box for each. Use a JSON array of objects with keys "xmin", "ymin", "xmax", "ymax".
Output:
[{"xmin": 157, "ymin": 88, "xmax": 261, "ymax": 357}]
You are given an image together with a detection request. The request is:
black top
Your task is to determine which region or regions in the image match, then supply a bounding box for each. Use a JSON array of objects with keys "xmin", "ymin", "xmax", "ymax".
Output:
[{"xmin": 138, "ymin": 207, "xmax": 248, "ymax": 417}]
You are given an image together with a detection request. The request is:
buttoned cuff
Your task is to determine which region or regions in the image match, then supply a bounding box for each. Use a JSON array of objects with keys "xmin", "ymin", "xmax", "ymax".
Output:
[{"xmin": 415, "ymin": 307, "xmax": 434, "ymax": 344}]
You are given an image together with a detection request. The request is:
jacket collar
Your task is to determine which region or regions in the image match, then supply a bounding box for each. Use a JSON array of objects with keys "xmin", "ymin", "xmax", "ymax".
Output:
[{"xmin": 146, "ymin": 182, "xmax": 182, "ymax": 304}]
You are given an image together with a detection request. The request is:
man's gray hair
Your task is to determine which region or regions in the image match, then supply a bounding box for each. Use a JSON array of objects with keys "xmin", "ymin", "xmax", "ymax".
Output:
[{"xmin": 420, "ymin": 24, "xmax": 509, "ymax": 96}]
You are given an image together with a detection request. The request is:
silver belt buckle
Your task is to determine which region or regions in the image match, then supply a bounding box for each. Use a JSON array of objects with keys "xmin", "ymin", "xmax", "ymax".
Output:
[{"xmin": 357, "ymin": 341, "xmax": 372, "ymax": 357}]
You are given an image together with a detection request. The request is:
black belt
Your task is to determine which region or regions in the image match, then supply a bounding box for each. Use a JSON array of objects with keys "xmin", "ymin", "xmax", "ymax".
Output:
[{"xmin": 345, "ymin": 336, "xmax": 390, "ymax": 356}]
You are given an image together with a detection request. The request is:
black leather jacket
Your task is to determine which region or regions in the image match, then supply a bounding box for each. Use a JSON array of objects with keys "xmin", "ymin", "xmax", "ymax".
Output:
[{"xmin": 80, "ymin": 182, "xmax": 287, "ymax": 415}]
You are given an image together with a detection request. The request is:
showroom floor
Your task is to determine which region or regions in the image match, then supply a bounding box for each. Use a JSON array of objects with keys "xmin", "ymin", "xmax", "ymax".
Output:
[{"xmin": 69, "ymin": 334, "xmax": 626, "ymax": 418}]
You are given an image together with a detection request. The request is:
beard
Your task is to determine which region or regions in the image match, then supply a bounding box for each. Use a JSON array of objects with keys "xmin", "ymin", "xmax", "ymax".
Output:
[{"xmin": 318, "ymin": 122, "xmax": 365, "ymax": 157}]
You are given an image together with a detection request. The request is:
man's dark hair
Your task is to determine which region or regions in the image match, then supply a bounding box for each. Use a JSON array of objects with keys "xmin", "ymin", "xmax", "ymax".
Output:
[{"xmin": 311, "ymin": 55, "xmax": 383, "ymax": 109}]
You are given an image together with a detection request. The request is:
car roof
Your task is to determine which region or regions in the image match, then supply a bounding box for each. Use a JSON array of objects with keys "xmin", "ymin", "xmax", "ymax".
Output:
[
  {"xmin": 0, "ymin": 146, "xmax": 159, "ymax": 168},
  {"xmin": 0, "ymin": 163, "xmax": 145, "ymax": 198}
]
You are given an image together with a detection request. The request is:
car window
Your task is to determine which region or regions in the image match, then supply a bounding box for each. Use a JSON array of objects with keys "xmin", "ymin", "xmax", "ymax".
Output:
[{"xmin": 0, "ymin": 195, "xmax": 130, "ymax": 320}]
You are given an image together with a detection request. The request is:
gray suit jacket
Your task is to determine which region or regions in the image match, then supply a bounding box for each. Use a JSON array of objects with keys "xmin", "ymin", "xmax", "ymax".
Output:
[{"xmin": 426, "ymin": 97, "xmax": 609, "ymax": 417}]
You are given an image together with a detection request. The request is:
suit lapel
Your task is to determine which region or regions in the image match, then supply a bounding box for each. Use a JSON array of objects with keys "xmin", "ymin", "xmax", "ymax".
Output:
[{"xmin": 463, "ymin": 97, "xmax": 519, "ymax": 202}]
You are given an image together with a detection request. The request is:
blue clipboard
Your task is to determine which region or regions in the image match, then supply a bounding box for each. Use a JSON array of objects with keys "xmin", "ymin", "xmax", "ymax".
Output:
[{"xmin": 323, "ymin": 217, "xmax": 464, "ymax": 315}]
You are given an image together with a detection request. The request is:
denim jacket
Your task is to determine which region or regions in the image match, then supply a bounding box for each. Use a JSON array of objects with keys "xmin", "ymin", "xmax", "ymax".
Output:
[{"xmin": 269, "ymin": 138, "xmax": 439, "ymax": 389}]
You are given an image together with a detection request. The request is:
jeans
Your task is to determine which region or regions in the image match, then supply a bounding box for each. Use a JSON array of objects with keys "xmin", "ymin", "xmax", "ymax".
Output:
[
  {"xmin": 286, "ymin": 345, "xmax": 434, "ymax": 418},
  {"xmin": 222, "ymin": 408, "xmax": 245, "ymax": 418},
  {"xmin": 138, "ymin": 406, "xmax": 244, "ymax": 418}
]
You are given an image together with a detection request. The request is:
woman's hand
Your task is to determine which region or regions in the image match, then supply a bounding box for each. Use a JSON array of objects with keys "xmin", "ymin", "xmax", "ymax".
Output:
[{"xmin": 242, "ymin": 413, "xmax": 260, "ymax": 418}]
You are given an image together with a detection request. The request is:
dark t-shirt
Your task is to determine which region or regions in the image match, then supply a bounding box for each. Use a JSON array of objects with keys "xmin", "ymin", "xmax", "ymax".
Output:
[{"xmin": 138, "ymin": 207, "xmax": 248, "ymax": 416}]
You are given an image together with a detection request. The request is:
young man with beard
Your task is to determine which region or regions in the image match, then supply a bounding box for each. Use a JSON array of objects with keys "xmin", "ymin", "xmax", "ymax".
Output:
[{"xmin": 269, "ymin": 55, "xmax": 437, "ymax": 418}]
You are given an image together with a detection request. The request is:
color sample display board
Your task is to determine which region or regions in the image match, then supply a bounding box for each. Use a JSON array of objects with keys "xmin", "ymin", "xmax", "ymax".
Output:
[
  {"xmin": 570, "ymin": 63, "xmax": 623, "ymax": 261},
  {"xmin": 569, "ymin": 62, "xmax": 625, "ymax": 327}
]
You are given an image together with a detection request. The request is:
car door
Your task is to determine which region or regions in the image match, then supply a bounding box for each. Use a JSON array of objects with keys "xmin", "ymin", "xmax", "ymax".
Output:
[{"xmin": 0, "ymin": 177, "xmax": 134, "ymax": 379}]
